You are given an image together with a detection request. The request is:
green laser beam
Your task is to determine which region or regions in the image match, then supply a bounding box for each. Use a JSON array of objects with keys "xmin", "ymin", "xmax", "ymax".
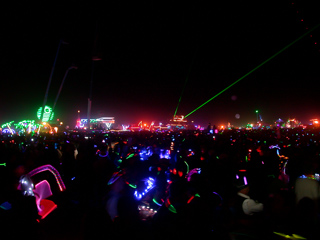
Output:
[
  {"xmin": 173, "ymin": 45, "xmax": 198, "ymax": 118},
  {"xmin": 184, "ymin": 23, "xmax": 320, "ymax": 119}
]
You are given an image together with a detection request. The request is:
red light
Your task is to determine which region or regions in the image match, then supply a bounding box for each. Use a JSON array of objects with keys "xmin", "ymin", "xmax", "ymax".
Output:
[
  {"xmin": 315, "ymin": 42, "xmax": 317, "ymax": 45},
  {"xmin": 187, "ymin": 195, "xmax": 195, "ymax": 204},
  {"xmin": 301, "ymin": 19, "xmax": 303, "ymax": 22},
  {"xmin": 239, "ymin": 169, "xmax": 247, "ymax": 172}
]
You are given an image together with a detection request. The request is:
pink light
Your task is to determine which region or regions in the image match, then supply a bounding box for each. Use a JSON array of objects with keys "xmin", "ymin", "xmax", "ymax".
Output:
[
  {"xmin": 27, "ymin": 164, "xmax": 66, "ymax": 192},
  {"xmin": 243, "ymin": 176, "xmax": 248, "ymax": 185},
  {"xmin": 34, "ymin": 180, "xmax": 53, "ymax": 212},
  {"xmin": 33, "ymin": 180, "xmax": 57, "ymax": 219}
]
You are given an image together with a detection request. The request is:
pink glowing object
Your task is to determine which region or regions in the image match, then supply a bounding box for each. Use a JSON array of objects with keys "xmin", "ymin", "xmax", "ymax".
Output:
[
  {"xmin": 34, "ymin": 180, "xmax": 57, "ymax": 219},
  {"xmin": 27, "ymin": 164, "xmax": 66, "ymax": 192}
]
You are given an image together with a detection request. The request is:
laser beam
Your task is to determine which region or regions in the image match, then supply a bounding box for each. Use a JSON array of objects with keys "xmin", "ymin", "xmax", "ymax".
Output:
[
  {"xmin": 173, "ymin": 45, "xmax": 198, "ymax": 118},
  {"xmin": 184, "ymin": 23, "xmax": 320, "ymax": 119}
]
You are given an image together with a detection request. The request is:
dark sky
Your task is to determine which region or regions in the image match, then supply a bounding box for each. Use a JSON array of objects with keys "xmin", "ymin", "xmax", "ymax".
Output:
[{"xmin": 1, "ymin": 1, "xmax": 320, "ymax": 128}]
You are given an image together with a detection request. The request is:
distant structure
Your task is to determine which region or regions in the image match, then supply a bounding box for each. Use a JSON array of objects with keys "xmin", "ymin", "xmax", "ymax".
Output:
[
  {"xmin": 167, "ymin": 115, "xmax": 189, "ymax": 130},
  {"xmin": 77, "ymin": 117, "xmax": 115, "ymax": 130}
]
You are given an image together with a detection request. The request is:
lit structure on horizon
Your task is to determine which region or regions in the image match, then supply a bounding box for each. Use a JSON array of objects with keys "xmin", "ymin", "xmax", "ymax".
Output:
[
  {"xmin": 37, "ymin": 106, "xmax": 54, "ymax": 122},
  {"xmin": 77, "ymin": 117, "xmax": 115, "ymax": 129},
  {"xmin": 167, "ymin": 115, "xmax": 189, "ymax": 130},
  {"xmin": 310, "ymin": 119, "xmax": 319, "ymax": 125}
]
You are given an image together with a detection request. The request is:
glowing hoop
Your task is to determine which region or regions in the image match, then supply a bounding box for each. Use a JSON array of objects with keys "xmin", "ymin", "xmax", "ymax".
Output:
[{"xmin": 26, "ymin": 164, "xmax": 66, "ymax": 192}]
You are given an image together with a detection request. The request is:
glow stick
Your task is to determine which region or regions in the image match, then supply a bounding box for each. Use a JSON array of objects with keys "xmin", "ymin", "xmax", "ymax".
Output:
[
  {"xmin": 186, "ymin": 168, "xmax": 201, "ymax": 181},
  {"xmin": 0, "ymin": 163, "xmax": 6, "ymax": 167},
  {"xmin": 108, "ymin": 171, "xmax": 123, "ymax": 185},
  {"xmin": 27, "ymin": 164, "xmax": 66, "ymax": 191}
]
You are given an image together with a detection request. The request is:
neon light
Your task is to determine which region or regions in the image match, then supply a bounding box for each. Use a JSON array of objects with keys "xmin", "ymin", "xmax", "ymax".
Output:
[
  {"xmin": 125, "ymin": 181, "xmax": 137, "ymax": 189},
  {"xmin": 153, "ymin": 198, "xmax": 163, "ymax": 206},
  {"xmin": 186, "ymin": 168, "xmax": 201, "ymax": 181},
  {"xmin": 26, "ymin": 164, "xmax": 66, "ymax": 192},
  {"xmin": 159, "ymin": 149, "xmax": 171, "ymax": 159},
  {"xmin": 126, "ymin": 153, "xmax": 135, "ymax": 159},
  {"xmin": 243, "ymin": 176, "xmax": 248, "ymax": 185},
  {"xmin": 165, "ymin": 198, "xmax": 177, "ymax": 214},
  {"xmin": 37, "ymin": 106, "xmax": 54, "ymax": 122},
  {"xmin": 2, "ymin": 129, "xmax": 16, "ymax": 134},
  {"xmin": 34, "ymin": 180, "xmax": 53, "ymax": 212},
  {"xmin": 134, "ymin": 177, "xmax": 156, "ymax": 200},
  {"xmin": 108, "ymin": 171, "xmax": 123, "ymax": 185},
  {"xmin": 187, "ymin": 195, "xmax": 195, "ymax": 204},
  {"xmin": 184, "ymin": 23, "xmax": 320, "ymax": 119},
  {"xmin": 0, "ymin": 163, "xmax": 6, "ymax": 167},
  {"xmin": 1, "ymin": 121, "xmax": 14, "ymax": 129},
  {"xmin": 184, "ymin": 161, "xmax": 189, "ymax": 174},
  {"xmin": 18, "ymin": 175, "xmax": 34, "ymax": 196}
]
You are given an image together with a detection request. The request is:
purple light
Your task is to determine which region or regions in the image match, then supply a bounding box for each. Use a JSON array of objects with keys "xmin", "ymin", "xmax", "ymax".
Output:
[
  {"xmin": 27, "ymin": 164, "xmax": 66, "ymax": 192},
  {"xmin": 243, "ymin": 176, "xmax": 248, "ymax": 185}
]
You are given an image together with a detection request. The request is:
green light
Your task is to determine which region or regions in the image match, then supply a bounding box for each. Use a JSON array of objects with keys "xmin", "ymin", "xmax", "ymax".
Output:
[
  {"xmin": 153, "ymin": 198, "xmax": 162, "ymax": 206},
  {"xmin": 173, "ymin": 46, "xmax": 198, "ymax": 118},
  {"xmin": 184, "ymin": 161, "xmax": 189, "ymax": 174},
  {"xmin": 37, "ymin": 106, "xmax": 54, "ymax": 122},
  {"xmin": 128, "ymin": 183, "xmax": 137, "ymax": 189},
  {"xmin": 126, "ymin": 153, "xmax": 135, "ymax": 159},
  {"xmin": 168, "ymin": 204, "xmax": 177, "ymax": 214},
  {"xmin": 255, "ymin": 110, "xmax": 259, "ymax": 113},
  {"xmin": 184, "ymin": 23, "xmax": 320, "ymax": 119},
  {"xmin": 1, "ymin": 121, "xmax": 14, "ymax": 129},
  {"xmin": 0, "ymin": 163, "xmax": 6, "ymax": 167}
]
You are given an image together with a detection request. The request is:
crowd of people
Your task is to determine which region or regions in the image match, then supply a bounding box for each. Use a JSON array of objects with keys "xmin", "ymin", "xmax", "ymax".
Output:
[{"xmin": 1, "ymin": 126, "xmax": 320, "ymax": 239}]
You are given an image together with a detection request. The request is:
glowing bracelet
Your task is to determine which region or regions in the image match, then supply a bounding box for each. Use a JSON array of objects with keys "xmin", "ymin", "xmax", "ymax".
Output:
[
  {"xmin": 165, "ymin": 198, "xmax": 177, "ymax": 214},
  {"xmin": 152, "ymin": 198, "xmax": 163, "ymax": 206},
  {"xmin": 108, "ymin": 171, "xmax": 123, "ymax": 185},
  {"xmin": 26, "ymin": 164, "xmax": 66, "ymax": 192},
  {"xmin": 186, "ymin": 168, "xmax": 201, "ymax": 182}
]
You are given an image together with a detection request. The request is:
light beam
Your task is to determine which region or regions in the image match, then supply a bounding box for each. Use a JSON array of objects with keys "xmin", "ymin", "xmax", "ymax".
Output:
[{"xmin": 184, "ymin": 24, "xmax": 320, "ymax": 119}]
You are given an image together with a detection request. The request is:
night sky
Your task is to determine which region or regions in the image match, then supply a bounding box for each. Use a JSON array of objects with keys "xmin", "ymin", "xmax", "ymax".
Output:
[{"xmin": 1, "ymin": 1, "xmax": 320, "ymax": 128}]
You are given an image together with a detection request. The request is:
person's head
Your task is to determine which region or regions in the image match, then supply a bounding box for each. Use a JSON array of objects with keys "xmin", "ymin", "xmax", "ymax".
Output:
[{"xmin": 234, "ymin": 177, "xmax": 250, "ymax": 194}]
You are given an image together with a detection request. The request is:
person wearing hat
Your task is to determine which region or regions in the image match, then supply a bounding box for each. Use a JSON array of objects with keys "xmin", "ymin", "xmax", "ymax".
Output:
[
  {"xmin": 229, "ymin": 176, "xmax": 265, "ymax": 238},
  {"xmin": 235, "ymin": 179, "xmax": 264, "ymax": 216}
]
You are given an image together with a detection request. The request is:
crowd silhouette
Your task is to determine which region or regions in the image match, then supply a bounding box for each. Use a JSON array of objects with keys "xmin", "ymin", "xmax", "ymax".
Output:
[{"xmin": 1, "ymin": 127, "xmax": 320, "ymax": 239}]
